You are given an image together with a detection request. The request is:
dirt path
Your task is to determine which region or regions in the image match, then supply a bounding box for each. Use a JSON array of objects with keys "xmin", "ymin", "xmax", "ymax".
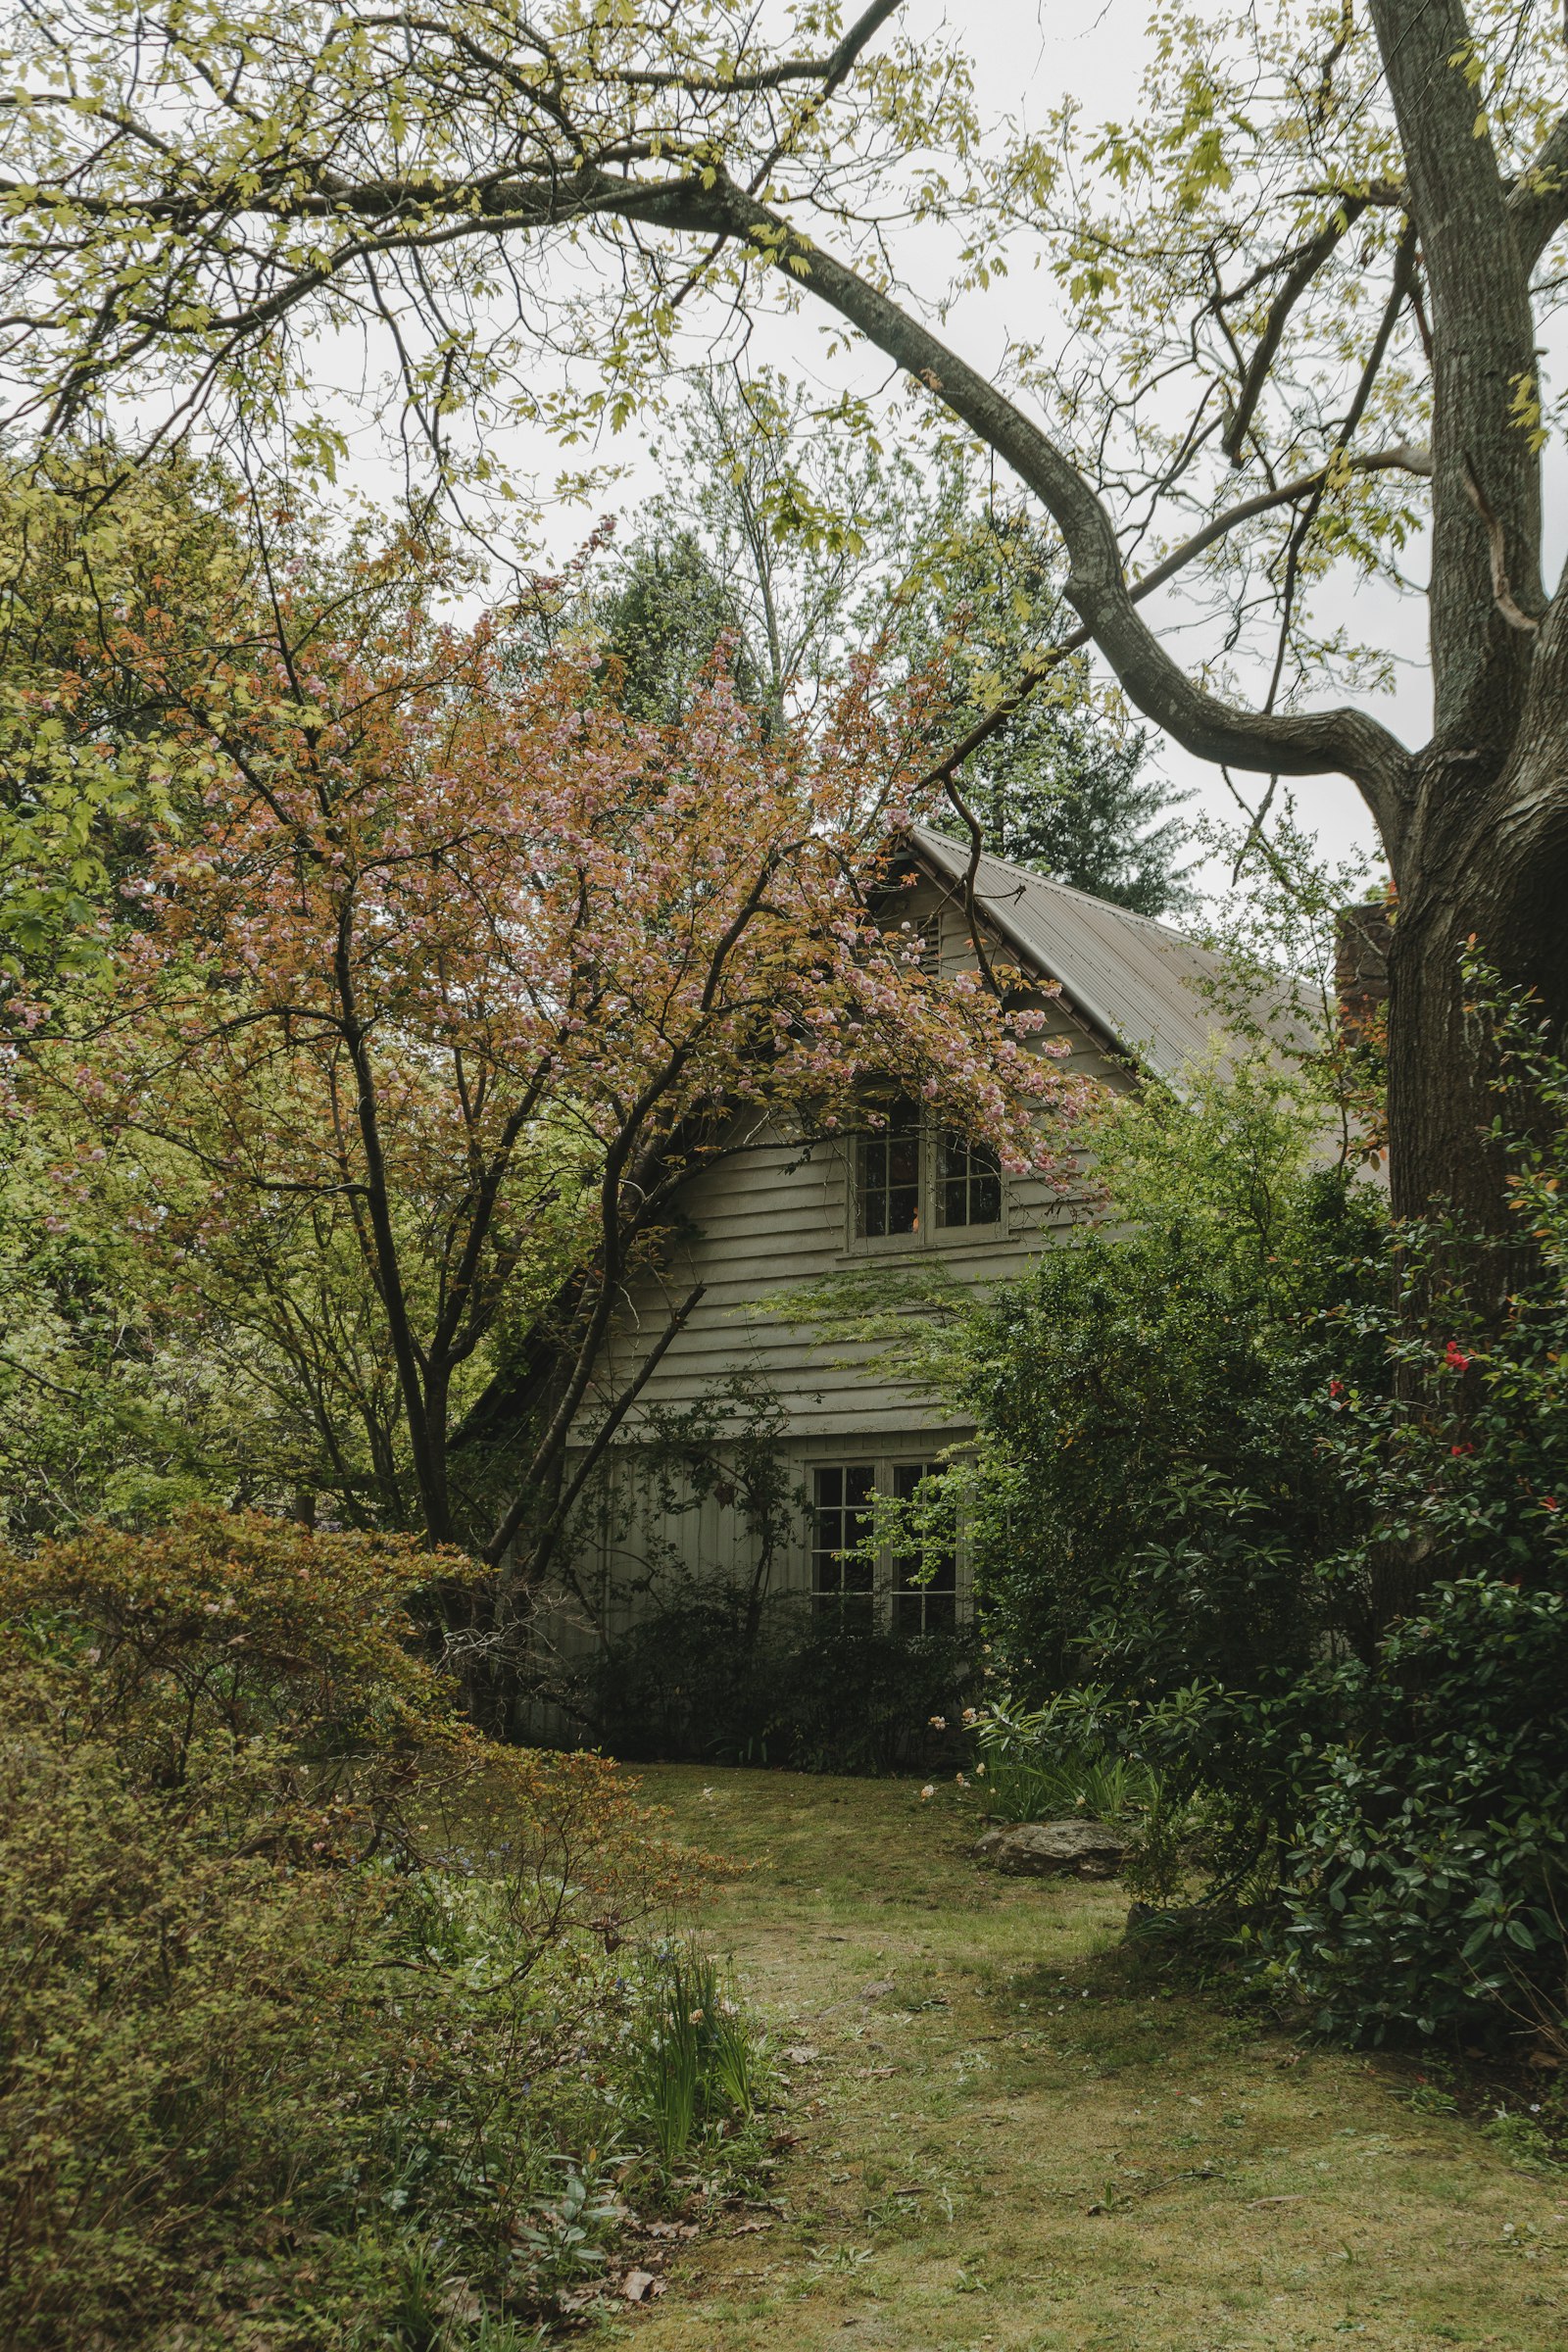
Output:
[{"xmin": 595, "ymin": 1766, "xmax": 1566, "ymax": 2352}]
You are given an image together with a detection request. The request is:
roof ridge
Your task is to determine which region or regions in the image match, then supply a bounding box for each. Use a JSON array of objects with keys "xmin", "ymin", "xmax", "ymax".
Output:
[{"xmin": 906, "ymin": 821, "xmax": 1198, "ymax": 949}]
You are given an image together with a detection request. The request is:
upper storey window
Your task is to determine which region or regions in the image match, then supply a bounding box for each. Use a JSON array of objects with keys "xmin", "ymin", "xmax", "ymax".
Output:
[
  {"xmin": 935, "ymin": 1133, "xmax": 1003, "ymax": 1229},
  {"xmin": 853, "ymin": 1100, "xmax": 1004, "ymax": 1243},
  {"xmin": 857, "ymin": 1097, "xmax": 921, "ymax": 1238}
]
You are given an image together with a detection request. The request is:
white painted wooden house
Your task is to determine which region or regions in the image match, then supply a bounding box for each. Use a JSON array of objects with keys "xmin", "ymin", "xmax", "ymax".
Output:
[{"xmin": 540, "ymin": 823, "xmax": 1234, "ymax": 1665}]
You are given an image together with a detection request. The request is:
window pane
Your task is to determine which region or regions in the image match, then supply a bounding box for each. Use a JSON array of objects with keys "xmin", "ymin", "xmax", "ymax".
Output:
[
  {"xmin": 813, "ymin": 1463, "xmax": 877, "ymax": 1621},
  {"xmin": 890, "ymin": 1461, "xmax": 958, "ymax": 1634},
  {"xmin": 971, "ymin": 1167, "xmax": 1002, "ymax": 1223},
  {"xmin": 889, "ymin": 1135, "xmax": 920, "ymax": 1187},
  {"xmin": 857, "ymin": 1099, "xmax": 921, "ymax": 1237}
]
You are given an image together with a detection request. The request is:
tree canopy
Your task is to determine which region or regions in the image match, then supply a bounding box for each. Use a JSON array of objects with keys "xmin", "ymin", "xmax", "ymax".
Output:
[{"xmin": 2, "ymin": 0, "xmax": 1566, "ymax": 1241}]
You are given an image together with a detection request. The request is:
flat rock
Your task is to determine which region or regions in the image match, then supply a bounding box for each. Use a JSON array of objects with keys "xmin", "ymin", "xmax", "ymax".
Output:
[{"xmin": 971, "ymin": 1818, "xmax": 1125, "ymax": 1879}]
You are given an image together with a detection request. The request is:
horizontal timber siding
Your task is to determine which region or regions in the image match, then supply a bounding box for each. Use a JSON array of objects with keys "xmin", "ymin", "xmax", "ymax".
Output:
[{"xmin": 570, "ymin": 884, "xmax": 1134, "ymax": 1444}]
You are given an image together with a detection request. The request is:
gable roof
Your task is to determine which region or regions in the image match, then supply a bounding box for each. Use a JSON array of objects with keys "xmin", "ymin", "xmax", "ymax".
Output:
[{"xmin": 906, "ymin": 822, "xmax": 1236, "ymax": 1086}]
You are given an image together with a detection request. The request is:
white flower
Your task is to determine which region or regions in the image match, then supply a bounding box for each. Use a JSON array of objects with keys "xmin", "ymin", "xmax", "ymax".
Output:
[{"xmin": 919, "ymin": 1784, "xmax": 936, "ymax": 1802}]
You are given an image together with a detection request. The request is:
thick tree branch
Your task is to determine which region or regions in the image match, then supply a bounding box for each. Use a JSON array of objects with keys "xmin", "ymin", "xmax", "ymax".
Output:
[
  {"xmin": 915, "ymin": 440, "xmax": 1431, "ymax": 802},
  {"xmin": 675, "ymin": 181, "xmax": 1415, "ymax": 840},
  {"xmin": 1510, "ymin": 106, "xmax": 1568, "ymax": 270}
]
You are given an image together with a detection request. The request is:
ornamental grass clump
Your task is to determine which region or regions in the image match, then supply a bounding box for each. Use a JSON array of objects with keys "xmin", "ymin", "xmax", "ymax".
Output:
[
  {"xmin": 972, "ymin": 1693, "xmax": 1162, "ymax": 1829},
  {"xmin": 0, "ymin": 1506, "xmax": 708, "ymax": 2348},
  {"xmin": 629, "ymin": 1941, "xmax": 772, "ymax": 2175}
]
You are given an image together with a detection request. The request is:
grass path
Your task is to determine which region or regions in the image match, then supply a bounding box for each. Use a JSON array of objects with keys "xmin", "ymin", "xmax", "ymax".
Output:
[{"xmin": 596, "ymin": 1766, "xmax": 1566, "ymax": 2352}]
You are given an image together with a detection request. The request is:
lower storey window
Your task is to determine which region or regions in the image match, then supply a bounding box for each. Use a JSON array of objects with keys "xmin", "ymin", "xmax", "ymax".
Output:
[
  {"xmin": 890, "ymin": 1461, "xmax": 957, "ymax": 1632},
  {"xmin": 811, "ymin": 1464, "xmax": 876, "ymax": 1619},
  {"xmin": 811, "ymin": 1459, "xmax": 961, "ymax": 1631}
]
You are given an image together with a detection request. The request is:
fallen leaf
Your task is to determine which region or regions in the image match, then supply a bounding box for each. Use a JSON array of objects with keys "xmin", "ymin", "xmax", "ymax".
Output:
[
  {"xmin": 786, "ymin": 2044, "xmax": 821, "ymax": 2065},
  {"xmin": 622, "ymin": 2269, "xmax": 663, "ymax": 2303}
]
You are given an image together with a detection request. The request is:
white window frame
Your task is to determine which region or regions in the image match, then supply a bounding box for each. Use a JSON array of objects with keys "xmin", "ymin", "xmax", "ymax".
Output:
[
  {"xmin": 844, "ymin": 1118, "xmax": 1005, "ymax": 1254},
  {"xmin": 806, "ymin": 1451, "xmax": 969, "ymax": 1631}
]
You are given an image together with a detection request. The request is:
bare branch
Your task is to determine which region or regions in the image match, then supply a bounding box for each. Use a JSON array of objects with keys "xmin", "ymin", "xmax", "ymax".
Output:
[
  {"xmin": 612, "ymin": 0, "xmax": 904, "ymax": 96},
  {"xmin": 1221, "ymin": 196, "xmax": 1370, "ymax": 464}
]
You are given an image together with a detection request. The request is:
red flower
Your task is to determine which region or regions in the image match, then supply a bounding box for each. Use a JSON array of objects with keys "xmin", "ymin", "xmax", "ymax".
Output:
[
  {"xmin": 1328, "ymin": 1377, "xmax": 1345, "ymax": 1400},
  {"xmin": 1444, "ymin": 1341, "xmax": 1472, "ymax": 1372}
]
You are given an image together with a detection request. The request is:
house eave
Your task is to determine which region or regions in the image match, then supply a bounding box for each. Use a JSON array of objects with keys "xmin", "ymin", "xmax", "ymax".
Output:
[{"xmin": 900, "ymin": 830, "xmax": 1147, "ymax": 1081}]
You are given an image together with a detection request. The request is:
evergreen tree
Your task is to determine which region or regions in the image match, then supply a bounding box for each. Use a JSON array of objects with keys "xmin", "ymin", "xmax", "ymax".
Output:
[
  {"xmin": 917, "ymin": 513, "xmax": 1195, "ymax": 917},
  {"xmin": 595, "ymin": 530, "xmax": 761, "ymax": 725},
  {"xmin": 957, "ymin": 700, "xmax": 1193, "ymax": 918}
]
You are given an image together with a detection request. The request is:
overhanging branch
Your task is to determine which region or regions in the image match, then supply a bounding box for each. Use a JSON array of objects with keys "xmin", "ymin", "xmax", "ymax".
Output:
[{"xmin": 674, "ymin": 180, "xmax": 1415, "ymax": 839}]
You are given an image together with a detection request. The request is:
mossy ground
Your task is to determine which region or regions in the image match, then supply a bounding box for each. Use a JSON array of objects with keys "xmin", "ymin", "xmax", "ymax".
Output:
[{"xmin": 594, "ymin": 1765, "xmax": 1567, "ymax": 2351}]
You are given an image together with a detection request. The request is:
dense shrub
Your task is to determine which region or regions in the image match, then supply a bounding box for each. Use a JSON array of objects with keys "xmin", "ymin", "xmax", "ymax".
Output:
[
  {"xmin": 0, "ymin": 1508, "xmax": 747, "ymax": 2349},
  {"xmin": 564, "ymin": 1581, "xmax": 977, "ymax": 1773},
  {"xmin": 1275, "ymin": 1580, "xmax": 1568, "ymax": 2040},
  {"xmin": 939, "ymin": 1067, "xmax": 1388, "ymax": 1698},
  {"xmin": 936, "ymin": 1030, "xmax": 1568, "ymax": 2048}
]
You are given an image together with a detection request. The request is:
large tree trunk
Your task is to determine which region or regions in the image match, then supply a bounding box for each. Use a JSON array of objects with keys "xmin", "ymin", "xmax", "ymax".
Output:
[{"xmin": 1386, "ymin": 623, "xmax": 1568, "ymax": 1248}]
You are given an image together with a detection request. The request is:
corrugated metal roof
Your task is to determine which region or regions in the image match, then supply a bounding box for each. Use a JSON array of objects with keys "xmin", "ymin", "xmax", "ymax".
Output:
[{"xmin": 908, "ymin": 823, "xmax": 1242, "ymax": 1086}]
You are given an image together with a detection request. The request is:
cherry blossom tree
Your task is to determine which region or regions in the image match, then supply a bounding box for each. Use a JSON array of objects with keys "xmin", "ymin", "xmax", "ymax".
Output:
[{"xmin": 30, "ymin": 531, "xmax": 1084, "ymax": 1572}]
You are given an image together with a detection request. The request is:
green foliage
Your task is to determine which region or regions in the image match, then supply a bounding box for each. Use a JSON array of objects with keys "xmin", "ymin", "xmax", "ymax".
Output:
[
  {"xmin": 0, "ymin": 1507, "xmax": 758, "ymax": 2346},
  {"xmin": 629, "ymin": 1941, "xmax": 770, "ymax": 2173},
  {"xmin": 917, "ymin": 511, "xmax": 1195, "ymax": 916},
  {"xmin": 1273, "ymin": 1580, "xmax": 1568, "ymax": 2042},
  {"xmin": 934, "ymin": 995, "xmax": 1568, "ymax": 2046},
  {"xmin": 595, "ymin": 529, "xmax": 763, "ymax": 724},
  {"xmin": 937, "ymin": 1064, "xmax": 1386, "ymax": 1693},
  {"xmin": 911, "ymin": 995, "xmax": 1567, "ymax": 2034},
  {"xmin": 565, "ymin": 1582, "xmax": 976, "ymax": 1777},
  {"xmin": 0, "ymin": 446, "xmax": 246, "ymax": 986},
  {"xmin": 974, "ymin": 1693, "xmax": 1161, "ymax": 1828}
]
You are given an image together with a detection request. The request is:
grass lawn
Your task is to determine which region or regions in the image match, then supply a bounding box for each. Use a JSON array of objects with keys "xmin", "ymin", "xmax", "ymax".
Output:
[{"xmin": 594, "ymin": 1765, "xmax": 1567, "ymax": 2352}]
